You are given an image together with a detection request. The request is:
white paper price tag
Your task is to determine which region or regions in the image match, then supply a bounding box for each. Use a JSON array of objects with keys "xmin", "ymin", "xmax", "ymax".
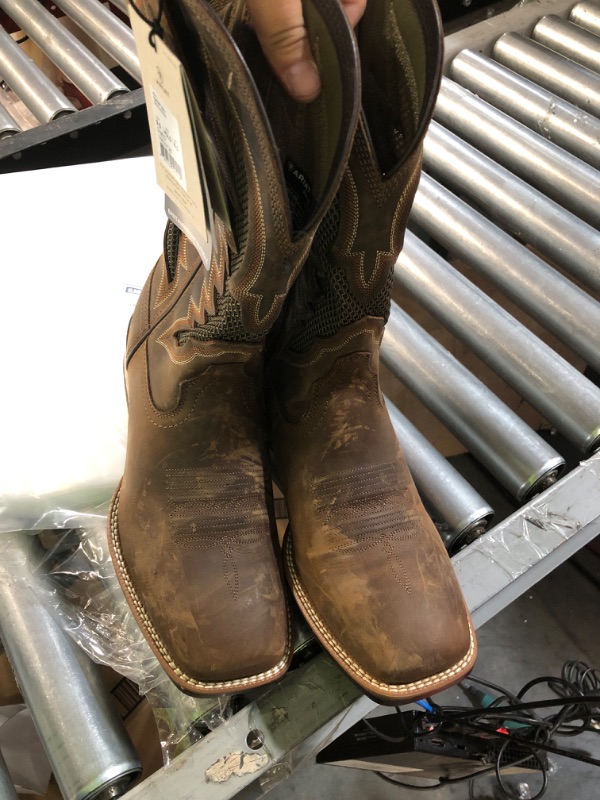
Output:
[{"xmin": 130, "ymin": 11, "xmax": 213, "ymax": 267}]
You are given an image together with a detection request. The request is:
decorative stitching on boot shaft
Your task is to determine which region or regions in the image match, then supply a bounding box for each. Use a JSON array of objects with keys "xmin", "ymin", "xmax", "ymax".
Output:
[
  {"xmin": 277, "ymin": 323, "xmax": 382, "ymax": 369},
  {"xmin": 139, "ymin": 345, "xmax": 250, "ymax": 427}
]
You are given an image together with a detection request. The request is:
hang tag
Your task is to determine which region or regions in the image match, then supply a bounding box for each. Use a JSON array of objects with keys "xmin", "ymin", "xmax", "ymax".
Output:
[{"xmin": 130, "ymin": 11, "xmax": 213, "ymax": 267}]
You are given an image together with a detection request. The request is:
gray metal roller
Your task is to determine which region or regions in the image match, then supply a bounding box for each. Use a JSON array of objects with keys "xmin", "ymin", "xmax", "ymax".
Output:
[
  {"xmin": 435, "ymin": 77, "xmax": 600, "ymax": 227},
  {"xmin": 384, "ymin": 396, "xmax": 494, "ymax": 551},
  {"xmin": 534, "ymin": 14, "xmax": 600, "ymax": 74},
  {"xmin": 52, "ymin": 0, "xmax": 142, "ymax": 83},
  {"xmin": 494, "ymin": 32, "xmax": 600, "ymax": 115},
  {"xmin": 0, "ymin": 102, "xmax": 20, "ymax": 137},
  {"xmin": 0, "ymin": 26, "xmax": 76, "ymax": 122},
  {"xmin": 0, "ymin": 532, "xmax": 141, "ymax": 800},
  {"xmin": 450, "ymin": 50, "xmax": 600, "ymax": 170},
  {"xmin": 570, "ymin": 1, "xmax": 600, "ymax": 36},
  {"xmin": 423, "ymin": 121, "xmax": 600, "ymax": 294},
  {"xmin": 0, "ymin": 0, "xmax": 128, "ymax": 104},
  {"xmin": 411, "ymin": 174, "xmax": 600, "ymax": 374},
  {"xmin": 381, "ymin": 304, "xmax": 564, "ymax": 501},
  {"xmin": 395, "ymin": 232, "xmax": 600, "ymax": 455}
]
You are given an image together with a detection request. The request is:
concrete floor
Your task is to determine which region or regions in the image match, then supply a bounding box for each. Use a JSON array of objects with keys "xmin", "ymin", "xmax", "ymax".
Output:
[{"xmin": 240, "ymin": 546, "xmax": 600, "ymax": 800}]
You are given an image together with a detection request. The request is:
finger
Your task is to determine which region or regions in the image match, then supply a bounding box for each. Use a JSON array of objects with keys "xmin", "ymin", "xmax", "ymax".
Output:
[
  {"xmin": 341, "ymin": 0, "xmax": 367, "ymax": 28},
  {"xmin": 245, "ymin": 0, "xmax": 321, "ymax": 102}
]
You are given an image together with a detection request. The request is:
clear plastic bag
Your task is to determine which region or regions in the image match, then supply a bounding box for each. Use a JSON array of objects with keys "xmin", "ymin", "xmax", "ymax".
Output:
[{"xmin": 1, "ymin": 522, "xmax": 232, "ymax": 764}]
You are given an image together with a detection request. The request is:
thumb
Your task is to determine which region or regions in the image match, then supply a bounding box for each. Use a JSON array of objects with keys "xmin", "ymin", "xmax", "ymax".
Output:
[{"xmin": 245, "ymin": 0, "xmax": 321, "ymax": 103}]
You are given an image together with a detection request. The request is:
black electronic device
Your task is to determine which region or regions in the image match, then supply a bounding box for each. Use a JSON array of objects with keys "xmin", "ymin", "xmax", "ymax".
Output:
[{"xmin": 317, "ymin": 711, "xmax": 546, "ymax": 781}]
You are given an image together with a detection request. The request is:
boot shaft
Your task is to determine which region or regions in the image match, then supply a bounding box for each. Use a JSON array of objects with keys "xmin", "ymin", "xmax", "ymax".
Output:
[
  {"xmin": 129, "ymin": 0, "xmax": 360, "ymax": 361},
  {"xmin": 273, "ymin": 0, "xmax": 443, "ymax": 356}
]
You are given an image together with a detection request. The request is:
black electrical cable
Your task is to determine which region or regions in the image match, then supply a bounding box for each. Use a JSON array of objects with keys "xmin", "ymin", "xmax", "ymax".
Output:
[
  {"xmin": 363, "ymin": 717, "xmax": 408, "ymax": 744},
  {"xmin": 553, "ymin": 660, "xmax": 600, "ymax": 727},
  {"xmin": 373, "ymin": 708, "xmax": 547, "ymax": 795},
  {"xmin": 426, "ymin": 712, "xmax": 600, "ymax": 769},
  {"xmin": 465, "ymin": 674, "xmax": 523, "ymax": 706},
  {"xmin": 396, "ymin": 705, "xmax": 413, "ymax": 734},
  {"xmin": 439, "ymin": 694, "xmax": 600, "ymax": 720},
  {"xmin": 446, "ymin": 692, "xmax": 544, "ymax": 727},
  {"xmin": 377, "ymin": 765, "xmax": 499, "ymax": 791},
  {"xmin": 441, "ymin": 766, "xmax": 503, "ymax": 784},
  {"xmin": 377, "ymin": 772, "xmax": 446, "ymax": 790},
  {"xmin": 517, "ymin": 676, "xmax": 594, "ymax": 737},
  {"xmin": 562, "ymin": 660, "xmax": 600, "ymax": 695},
  {"xmin": 494, "ymin": 740, "xmax": 548, "ymax": 800}
]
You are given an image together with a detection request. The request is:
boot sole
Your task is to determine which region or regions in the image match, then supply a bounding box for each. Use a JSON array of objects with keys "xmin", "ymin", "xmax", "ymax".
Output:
[
  {"xmin": 283, "ymin": 529, "xmax": 477, "ymax": 704},
  {"xmin": 109, "ymin": 483, "xmax": 293, "ymax": 695}
]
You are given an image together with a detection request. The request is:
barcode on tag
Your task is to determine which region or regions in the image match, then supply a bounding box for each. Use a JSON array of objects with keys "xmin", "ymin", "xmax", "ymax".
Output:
[
  {"xmin": 159, "ymin": 141, "xmax": 183, "ymax": 181},
  {"xmin": 151, "ymin": 88, "xmax": 186, "ymax": 190}
]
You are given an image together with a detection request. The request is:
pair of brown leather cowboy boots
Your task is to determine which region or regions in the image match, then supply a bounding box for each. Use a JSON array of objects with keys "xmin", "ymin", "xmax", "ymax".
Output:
[{"xmin": 109, "ymin": 0, "xmax": 476, "ymax": 704}]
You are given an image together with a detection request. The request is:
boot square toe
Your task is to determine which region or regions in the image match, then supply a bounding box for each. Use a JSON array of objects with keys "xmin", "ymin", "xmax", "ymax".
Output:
[
  {"xmin": 110, "ymin": 479, "xmax": 292, "ymax": 693},
  {"xmin": 283, "ymin": 515, "xmax": 476, "ymax": 704}
]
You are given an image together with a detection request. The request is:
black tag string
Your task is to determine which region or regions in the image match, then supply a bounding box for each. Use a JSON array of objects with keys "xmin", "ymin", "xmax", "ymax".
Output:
[{"xmin": 129, "ymin": 0, "xmax": 165, "ymax": 49}]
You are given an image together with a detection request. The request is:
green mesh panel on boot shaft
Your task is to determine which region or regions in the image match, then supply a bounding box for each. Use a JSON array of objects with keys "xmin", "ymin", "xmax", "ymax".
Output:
[
  {"xmin": 179, "ymin": 293, "xmax": 264, "ymax": 344},
  {"xmin": 282, "ymin": 197, "xmax": 395, "ymax": 355},
  {"xmin": 177, "ymin": 72, "xmax": 262, "ymax": 345}
]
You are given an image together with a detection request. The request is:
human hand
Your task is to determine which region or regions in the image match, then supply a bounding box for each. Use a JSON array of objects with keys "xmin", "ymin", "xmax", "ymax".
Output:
[{"xmin": 245, "ymin": 0, "xmax": 366, "ymax": 102}]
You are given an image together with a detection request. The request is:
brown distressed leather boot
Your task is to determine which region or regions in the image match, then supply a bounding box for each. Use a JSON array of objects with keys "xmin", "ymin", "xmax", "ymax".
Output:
[
  {"xmin": 109, "ymin": 0, "xmax": 359, "ymax": 695},
  {"xmin": 266, "ymin": 0, "xmax": 477, "ymax": 704}
]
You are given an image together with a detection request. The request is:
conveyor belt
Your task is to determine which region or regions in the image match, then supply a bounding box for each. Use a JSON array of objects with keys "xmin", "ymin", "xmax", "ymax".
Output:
[
  {"xmin": 0, "ymin": 1, "xmax": 145, "ymax": 169},
  {"xmin": 0, "ymin": 1, "xmax": 138, "ymax": 124},
  {"xmin": 387, "ymin": 0, "xmax": 600, "ymax": 546}
]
